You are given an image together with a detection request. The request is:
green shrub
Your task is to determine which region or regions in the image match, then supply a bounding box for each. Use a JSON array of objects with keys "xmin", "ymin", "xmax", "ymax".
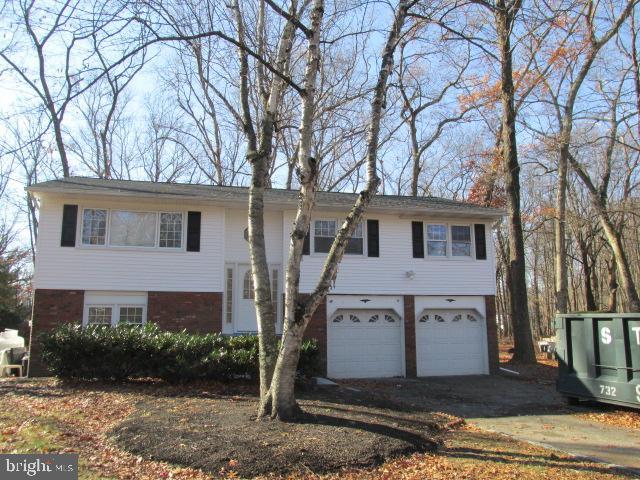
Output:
[{"xmin": 40, "ymin": 323, "xmax": 319, "ymax": 383}]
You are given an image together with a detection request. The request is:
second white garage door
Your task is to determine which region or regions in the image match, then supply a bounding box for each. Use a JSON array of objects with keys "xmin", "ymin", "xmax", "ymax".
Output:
[
  {"xmin": 416, "ymin": 309, "xmax": 487, "ymax": 376},
  {"xmin": 327, "ymin": 309, "xmax": 403, "ymax": 378}
]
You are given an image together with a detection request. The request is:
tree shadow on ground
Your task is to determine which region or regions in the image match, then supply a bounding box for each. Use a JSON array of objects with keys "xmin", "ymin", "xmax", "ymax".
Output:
[{"xmin": 443, "ymin": 433, "xmax": 639, "ymax": 478}]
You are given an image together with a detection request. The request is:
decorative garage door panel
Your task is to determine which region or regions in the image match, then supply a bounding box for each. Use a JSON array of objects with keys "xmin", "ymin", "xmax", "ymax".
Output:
[
  {"xmin": 416, "ymin": 309, "xmax": 487, "ymax": 376},
  {"xmin": 327, "ymin": 310, "xmax": 403, "ymax": 379}
]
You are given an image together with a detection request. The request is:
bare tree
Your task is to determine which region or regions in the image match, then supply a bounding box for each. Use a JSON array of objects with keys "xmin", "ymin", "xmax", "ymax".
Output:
[
  {"xmin": 0, "ymin": 1, "xmax": 147, "ymax": 177},
  {"xmin": 544, "ymin": 0, "xmax": 636, "ymax": 314},
  {"xmin": 395, "ymin": 25, "xmax": 475, "ymax": 196}
]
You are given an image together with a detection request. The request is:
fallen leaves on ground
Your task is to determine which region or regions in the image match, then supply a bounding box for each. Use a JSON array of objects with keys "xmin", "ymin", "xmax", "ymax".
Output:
[
  {"xmin": 577, "ymin": 409, "xmax": 640, "ymax": 430},
  {"xmin": 0, "ymin": 378, "xmax": 634, "ymax": 480}
]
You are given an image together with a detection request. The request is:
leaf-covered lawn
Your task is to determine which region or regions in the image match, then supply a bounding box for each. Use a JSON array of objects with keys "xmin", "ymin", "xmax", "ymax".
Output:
[
  {"xmin": 576, "ymin": 409, "xmax": 640, "ymax": 430},
  {"xmin": 0, "ymin": 378, "xmax": 634, "ymax": 479}
]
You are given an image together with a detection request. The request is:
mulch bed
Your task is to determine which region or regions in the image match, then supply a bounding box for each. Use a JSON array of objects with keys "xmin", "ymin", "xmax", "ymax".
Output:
[{"xmin": 111, "ymin": 388, "xmax": 449, "ymax": 478}]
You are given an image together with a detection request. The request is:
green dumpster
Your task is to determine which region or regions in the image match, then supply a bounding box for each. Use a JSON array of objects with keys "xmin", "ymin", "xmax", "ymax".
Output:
[{"xmin": 555, "ymin": 313, "xmax": 640, "ymax": 409}]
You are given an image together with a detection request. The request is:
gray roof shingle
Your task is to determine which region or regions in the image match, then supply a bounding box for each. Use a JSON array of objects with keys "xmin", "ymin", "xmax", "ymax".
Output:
[{"xmin": 28, "ymin": 177, "xmax": 505, "ymax": 218}]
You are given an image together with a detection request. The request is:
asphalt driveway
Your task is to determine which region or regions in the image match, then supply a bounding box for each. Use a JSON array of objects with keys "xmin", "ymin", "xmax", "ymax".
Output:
[{"xmin": 345, "ymin": 375, "xmax": 640, "ymax": 473}]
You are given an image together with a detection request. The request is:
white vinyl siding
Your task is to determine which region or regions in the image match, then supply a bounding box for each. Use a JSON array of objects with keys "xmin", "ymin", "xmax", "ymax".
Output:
[
  {"xmin": 34, "ymin": 197, "xmax": 495, "ymax": 296},
  {"xmin": 289, "ymin": 211, "xmax": 496, "ymax": 296},
  {"xmin": 224, "ymin": 209, "xmax": 282, "ymax": 264},
  {"xmin": 34, "ymin": 199, "xmax": 224, "ymax": 292}
]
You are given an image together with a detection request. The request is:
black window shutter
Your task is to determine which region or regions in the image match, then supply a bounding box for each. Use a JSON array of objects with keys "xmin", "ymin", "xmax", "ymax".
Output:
[
  {"xmin": 474, "ymin": 223, "xmax": 487, "ymax": 260},
  {"xmin": 302, "ymin": 229, "xmax": 310, "ymax": 255},
  {"xmin": 60, "ymin": 204, "xmax": 78, "ymax": 247},
  {"xmin": 411, "ymin": 221, "xmax": 424, "ymax": 258},
  {"xmin": 186, "ymin": 211, "xmax": 201, "ymax": 252},
  {"xmin": 367, "ymin": 219, "xmax": 379, "ymax": 257}
]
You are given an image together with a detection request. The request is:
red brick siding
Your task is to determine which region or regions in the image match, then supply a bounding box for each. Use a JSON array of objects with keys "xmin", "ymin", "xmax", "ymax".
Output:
[
  {"xmin": 302, "ymin": 297, "xmax": 328, "ymax": 377},
  {"xmin": 403, "ymin": 295, "xmax": 417, "ymax": 377},
  {"xmin": 31, "ymin": 289, "xmax": 84, "ymax": 377},
  {"xmin": 147, "ymin": 292, "xmax": 222, "ymax": 335},
  {"xmin": 485, "ymin": 295, "xmax": 499, "ymax": 374}
]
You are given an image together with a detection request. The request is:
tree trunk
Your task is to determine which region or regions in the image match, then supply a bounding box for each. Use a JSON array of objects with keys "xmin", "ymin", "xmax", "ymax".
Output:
[
  {"xmin": 599, "ymin": 214, "xmax": 640, "ymax": 312},
  {"xmin": 577, "ymin": 237, "xmax": 597, "ymax": 311},
  {"xmin": 409, "ymin": 115, "xmax": 420, "ymax": 196},
  {"xmin": 607, "ymin": 257, "xmax": 618, "ymax": 312},
  {"xmin": 265, "ymin": 0, "xmax": 411, "ymax": 420},
  {"xmin": 496, "ymin": 4, "xmax": 536, "ymax": 363},
  {"xmin": 231, "ymin": 0, "xmax": 297, "ymax": 406},
  {"xmin": 554, "ymin": 142, "xmax": 569, "ymax": 313}
]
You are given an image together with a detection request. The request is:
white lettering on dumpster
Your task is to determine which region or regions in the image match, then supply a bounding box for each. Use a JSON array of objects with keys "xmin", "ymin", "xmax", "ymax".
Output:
[
  {"xmin": 637, "ymin": 385, "xmax": 640, "ymax": 403},
  {"xmin": 601, "ymin": 327, "xmax": 612, "ymax": 345},
  {"xmin": 632, "ymin": 327, "xmax": 640, "ymax": 346}
]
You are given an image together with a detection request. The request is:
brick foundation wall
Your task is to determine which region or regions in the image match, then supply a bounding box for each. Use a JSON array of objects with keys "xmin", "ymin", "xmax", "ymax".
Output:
[
  {"xmin": 485, "ymin": 295, "xmax": 499, "ymax": 374},
  {"xmin": 31, "ymin": 289, "xmax": 84, "ymax": 377},
  {"xmin": 403, "ymin": 295, "xmax": 417, "ymax": 377},
  {"xmin": 147, "ymin": 292, "xmax": 223, "ymax": 335}
]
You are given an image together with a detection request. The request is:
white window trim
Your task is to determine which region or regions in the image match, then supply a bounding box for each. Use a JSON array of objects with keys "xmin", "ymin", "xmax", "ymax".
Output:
[
  {"xmin": 311, "ymin": 218, "xmax": 366, "ymax": 257},
  {"xmin": 78, "ymin": 207, "xmax": 186, "ymax": 252},
  {"xmin": 83, "ymin": 303, "xmax": 147, "ymax": 327},
  {"xmin": 422, "ymin": 221, "xmax": 476, "ymax": 261}
]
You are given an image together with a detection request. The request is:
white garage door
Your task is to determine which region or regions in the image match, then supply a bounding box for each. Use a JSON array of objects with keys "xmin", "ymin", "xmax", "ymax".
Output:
[
  {"xmin": 416, "ymin": 309, "xmax": 487, "ymax": 376},
  {"xmin": 327, "ymin": 310, "xmax": 403, "ymax": 379}
]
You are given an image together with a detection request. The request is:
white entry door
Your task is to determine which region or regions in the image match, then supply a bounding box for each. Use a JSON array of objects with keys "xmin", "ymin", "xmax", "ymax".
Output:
[
  {"xmin": 415, "ymin": 309, "xmax": 487, "ymax": 376},
  {"xmin": 236, "ymin": 265, "xmax": 257, "ymax": 332},
  {"xmin": 327, "ymin": 310, "xmax": 403, "ymax": 379}
]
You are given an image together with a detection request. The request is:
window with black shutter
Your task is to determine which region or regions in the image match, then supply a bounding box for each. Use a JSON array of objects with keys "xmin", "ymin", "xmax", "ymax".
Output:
[
  {"xmin": 186, "ymin": 211, "xmax": 201, "ymax": 252},
  {"xmin": 474, "ymin": 223, "xmax": 487, "ymax": 260},
  {"xmin": 411, "ymin": 221, "xmax": 424, "ymax": 258},
  {"xmin": 367, "ymin": 219, "xmax": 379, "ymax": 257},
  {"xmin": 60, "ymin": 204, "xmax": 78, "ymax": 247}
]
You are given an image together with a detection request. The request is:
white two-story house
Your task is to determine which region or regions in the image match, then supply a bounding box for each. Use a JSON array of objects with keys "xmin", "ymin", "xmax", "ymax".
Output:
[{"xmin": 28, "ymin": 177, "xmax": 503, "ymax": 378}]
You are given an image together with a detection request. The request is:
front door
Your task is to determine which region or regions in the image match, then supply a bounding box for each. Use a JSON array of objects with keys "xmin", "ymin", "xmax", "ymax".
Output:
[{"xmin": 236, "ymin": 264, "xmax": 258, "ymax": 332}]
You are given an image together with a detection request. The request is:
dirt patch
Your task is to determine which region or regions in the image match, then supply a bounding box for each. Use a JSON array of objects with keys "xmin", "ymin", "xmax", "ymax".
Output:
[
  {"xmin": 499, "ymin": 341, "xmax": 559, "ymax": 385},
  {"xmin": 111, "ymin": 390, "xmax": 445, "ymax": 477}
]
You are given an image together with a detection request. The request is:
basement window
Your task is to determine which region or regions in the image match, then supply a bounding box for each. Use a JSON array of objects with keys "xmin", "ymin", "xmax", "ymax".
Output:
[{"xmin": 84, "ymin": 292, "xmax": 147, "ymax": 327}]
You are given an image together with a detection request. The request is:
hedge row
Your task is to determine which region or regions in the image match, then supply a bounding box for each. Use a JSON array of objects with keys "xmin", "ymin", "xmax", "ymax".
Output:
[{"xmin": 40, "ymin": 323, "xmax": 320, "ymax": 382}]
